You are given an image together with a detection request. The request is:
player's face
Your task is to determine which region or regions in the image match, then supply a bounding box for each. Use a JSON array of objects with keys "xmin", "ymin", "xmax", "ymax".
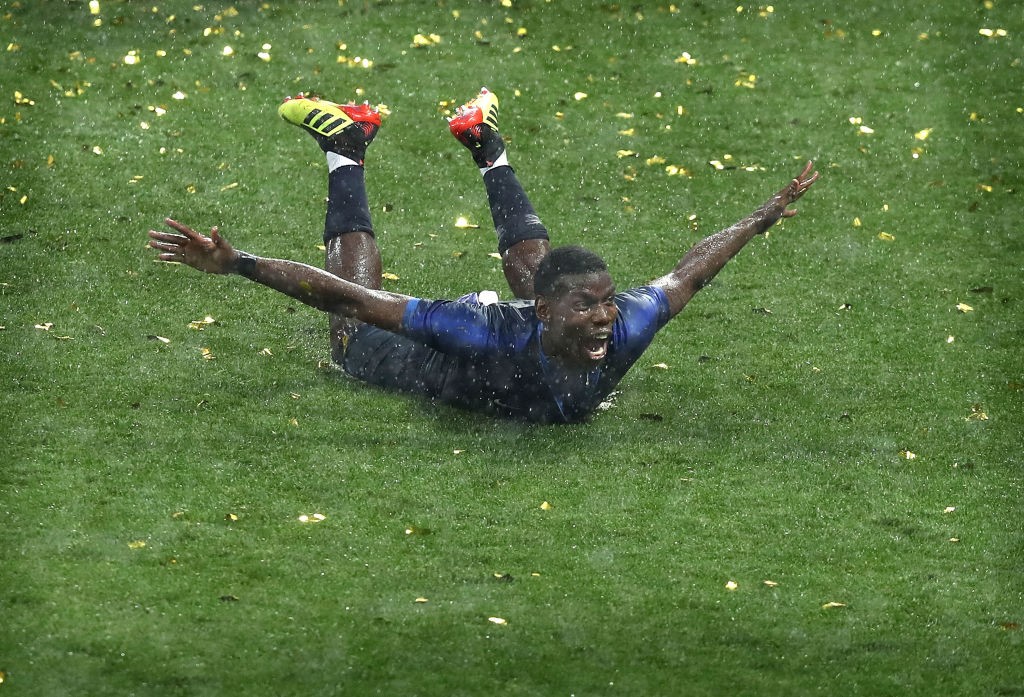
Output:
[{"xmin": 536, "ymin": 271, "xmax": 618, "ymax": 367}]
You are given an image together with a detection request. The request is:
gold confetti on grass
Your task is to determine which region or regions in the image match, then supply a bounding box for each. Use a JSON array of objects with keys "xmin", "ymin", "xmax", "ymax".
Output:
[
  {"xmin": 900, "ymin": 450, "xmax": 917, "ymax": 460},
  {"xmin": 187, "ymin": 315, "xmax": 216, "ymax": 330},
  {"xmin": 734, "ymin": 72, "xmax": 757, "ymax": 89},
  {"xmin": 966, "ymin": 404, "xmax": 988, "ymax": 421},
  {"xmin": 848, "ymin": 116, "xmax": 874, "ymax": 134},
  {"xmin": 944, "ymin": 506, "xmax": 957, "ymax": 514},
  {"xmin": 412, "ymin": 33, "xmax": 442, "ymax": 48},
  {"xmin": 956, "ymin": 302, "xmax": 974, "ymax": 313},
  {"xmin": 540, "ymin": 501, "xmax": 552, "ymax": 510},
  {"xmin": 877, "ymin": 232, "xmax": 895, "ymax": 241},
  {"xmin": 128, "ymin": 540, "xmax": 147, "ymax": 549},
  {"xmin": 298, "ymin": 513, "xmax": 326, "ymax": 523},
  {"xmin": 725, "ymin": 580, "xmax": 738, "ymax": 591},
  {"xmin": 822, "ymin": 601, "xmax": 847, "ymax": 609},
  {"xmin": 454, "ymin": 216, "xmax": 479, "ymax": 229},
  {"xmin": 487, "ymin": 617, "xmax": 508, "ymax": 625},
  {"xmin": 763, "ymin": 580, "xmax": 779, "ymax": 587}
]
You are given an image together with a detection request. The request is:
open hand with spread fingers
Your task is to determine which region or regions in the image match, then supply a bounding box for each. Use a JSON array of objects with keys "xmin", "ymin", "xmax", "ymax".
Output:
[
  {"xmin": 148, "ymin": 218, "xmax": 239, "ymax": 275},
  {"xmin": 775, "ymin": 160, "xmax": 819, "ymax": 220}
]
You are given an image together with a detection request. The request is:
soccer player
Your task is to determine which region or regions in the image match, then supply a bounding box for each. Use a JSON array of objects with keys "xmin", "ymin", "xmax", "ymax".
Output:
[{"xmin": 148, "ymin": 88, "xmax": 818, "ymax": 423}]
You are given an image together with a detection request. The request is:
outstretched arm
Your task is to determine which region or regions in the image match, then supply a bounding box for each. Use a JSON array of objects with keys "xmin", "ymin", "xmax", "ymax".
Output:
[
  {"xmin": 148, "ymin": 218, "xmax": 408, "ymax": 330},
  {"xmin": 650, "ymin": 161, "xmax": 819, "ymax": 318}
]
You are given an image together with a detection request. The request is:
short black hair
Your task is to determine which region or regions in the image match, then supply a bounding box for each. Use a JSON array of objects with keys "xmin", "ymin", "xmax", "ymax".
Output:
[{"xmin": 533, "ymin": 245, "xmax": 609, "ymax": 298}]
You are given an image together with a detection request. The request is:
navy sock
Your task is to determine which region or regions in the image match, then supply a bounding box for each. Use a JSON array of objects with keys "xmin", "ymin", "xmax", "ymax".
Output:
[
  {"xmin": 483, "ymin": 166, "xmax": 549, "ymax": 255},
  {"xmin": 324, "ymin": 165, "xmax": 373, "ymax": 243}
]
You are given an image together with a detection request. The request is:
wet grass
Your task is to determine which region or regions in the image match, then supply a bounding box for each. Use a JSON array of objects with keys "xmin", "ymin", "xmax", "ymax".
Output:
[{"xmin": 1, "ymin": 1, "xmax": 1022, "ymax": 695}]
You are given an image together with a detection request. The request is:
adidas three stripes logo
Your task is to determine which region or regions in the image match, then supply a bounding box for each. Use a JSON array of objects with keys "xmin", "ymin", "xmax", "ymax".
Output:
[{"xmin": 303, "ymin": 108, "xmax": 349, "ymax": 136}]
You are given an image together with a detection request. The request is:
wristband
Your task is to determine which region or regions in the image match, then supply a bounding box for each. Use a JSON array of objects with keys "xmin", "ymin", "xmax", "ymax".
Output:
[{"xmin": 234, "ymin": 252, "xmax": 258, "ymax": 278}]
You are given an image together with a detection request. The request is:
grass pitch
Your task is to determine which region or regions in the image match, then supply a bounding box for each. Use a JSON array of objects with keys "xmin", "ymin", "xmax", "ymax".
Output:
[{"xmin": 1, "ymin": 1, "xmax": 1021, "ymax": 695}]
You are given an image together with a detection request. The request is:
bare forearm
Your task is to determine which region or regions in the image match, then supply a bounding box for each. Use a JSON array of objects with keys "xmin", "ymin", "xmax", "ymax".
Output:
[
  {"xmin": 652, "ymin": 195, "xmax": 789, "ymax": 316},
  {"xmin": 673, "ymin": 199, "xmax": 780, "ymax": 285},
  {"xmin": 235, "ymin": 253, "xmax": 407, "ymax": 329}
]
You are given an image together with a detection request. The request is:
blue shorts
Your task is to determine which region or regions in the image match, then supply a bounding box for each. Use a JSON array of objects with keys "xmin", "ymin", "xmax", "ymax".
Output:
[{"xmin": 338, "ymin": 322, "xmax": 452, "ymax": 397}]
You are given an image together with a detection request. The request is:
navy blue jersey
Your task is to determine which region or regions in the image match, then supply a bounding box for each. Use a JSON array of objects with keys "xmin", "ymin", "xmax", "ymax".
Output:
[{"xmin": 341, "ymin": 286, "xmax": 671, "ymax": 423}]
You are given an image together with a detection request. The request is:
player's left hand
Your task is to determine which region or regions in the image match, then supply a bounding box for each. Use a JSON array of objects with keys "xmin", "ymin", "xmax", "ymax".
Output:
[
  {"xmin": 776, "ymin": 160, "xmax": 819, "ymax": 219},
  {"xmin": 148, "ymin": 218, "xmax": 239, "ymax": 274}
]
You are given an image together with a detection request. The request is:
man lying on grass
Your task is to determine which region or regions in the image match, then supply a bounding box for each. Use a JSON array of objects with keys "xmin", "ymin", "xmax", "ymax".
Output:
[{"xmin": 149, "ymin": 87, "xmax": 818, "ymax": 423}]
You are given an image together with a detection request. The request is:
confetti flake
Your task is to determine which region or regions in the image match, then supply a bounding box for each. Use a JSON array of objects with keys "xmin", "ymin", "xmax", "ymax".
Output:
[
  {"xmin": 956, "ymin": 303, "xmax": 974, "ymax": 313},
  {"xmin": 734, "ymin": 72, "xmax": 757, "ymax": 89},
  {"xmin": 763, "ymin": 580, "xmax": 779, "ymax": 587},
  {"xmin": 966, "ymin": 404, "xmax": 988, "ymax": 421},
  {"xmin": 877, "ymin": 232, "xmax": 895, "ymax": 241},
  {"xmin": 298, "ymin": 513, "xmax": 326, "ymax": 523},
  {"xmin": 900, "ymin": 450, "xmax": 917, "ymax": 460},
  {"xmin": 454, "ymin": 216, "xmax": 479, "ymax": 229},
  {"xmin": 914, "ymin": 128, "xmax": 933, "ymax": 141},
  {"xmin": 944, "ymin": 506, "xmax": 957, "ymax": 514},
  {"xmin": 487, "ymin": 617, "xmax": 507, "ymax": 625},
  {"xmin": 187, "ymin": 315, "xmax": 216, "ymax": 330},
  {"xmin": 414, "ymin": 597, "xmax": 429, "ymax": 603},
  {"xmin": 412, "ymin": 33, "xmax": 442, "ymax": 48},
  {"xmin": 725, "ymin": 580, "xmax": 738, "ymax": 591},
  {"xmin": 822, "ymin": 601, "xmax": 847, "ymax": 609},
  {"xmin": 540, "ymin": 501, "xmax": 552, "ymax": 510},
  {"xmin": 128, "ymin": 540, "xmax": 147, "ymax": 549},
  {"xmin": 382, "ymin": 272, "xmax": 400, "ymax": 281}
]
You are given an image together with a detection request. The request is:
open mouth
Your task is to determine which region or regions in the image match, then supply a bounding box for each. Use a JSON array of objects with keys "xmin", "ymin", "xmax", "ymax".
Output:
[{"xmin": 583, "ymin": 335, "xmax": 610, "ymax": 362}]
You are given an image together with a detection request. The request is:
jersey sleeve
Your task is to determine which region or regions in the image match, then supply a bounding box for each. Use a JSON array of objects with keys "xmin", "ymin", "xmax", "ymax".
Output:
[
  {"xmin": 400, "ymin": 298, "xmax": 505, "ymax": 357},
  {"xmin": 612, "ymin": 286, "xmax": 673, "ymax": 357}
]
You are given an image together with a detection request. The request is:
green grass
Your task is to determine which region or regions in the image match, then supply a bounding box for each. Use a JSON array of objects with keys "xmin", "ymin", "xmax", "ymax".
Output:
[{"xmin": 2, "ymin": 1, "xmax": 1021, "ymax": 695}]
